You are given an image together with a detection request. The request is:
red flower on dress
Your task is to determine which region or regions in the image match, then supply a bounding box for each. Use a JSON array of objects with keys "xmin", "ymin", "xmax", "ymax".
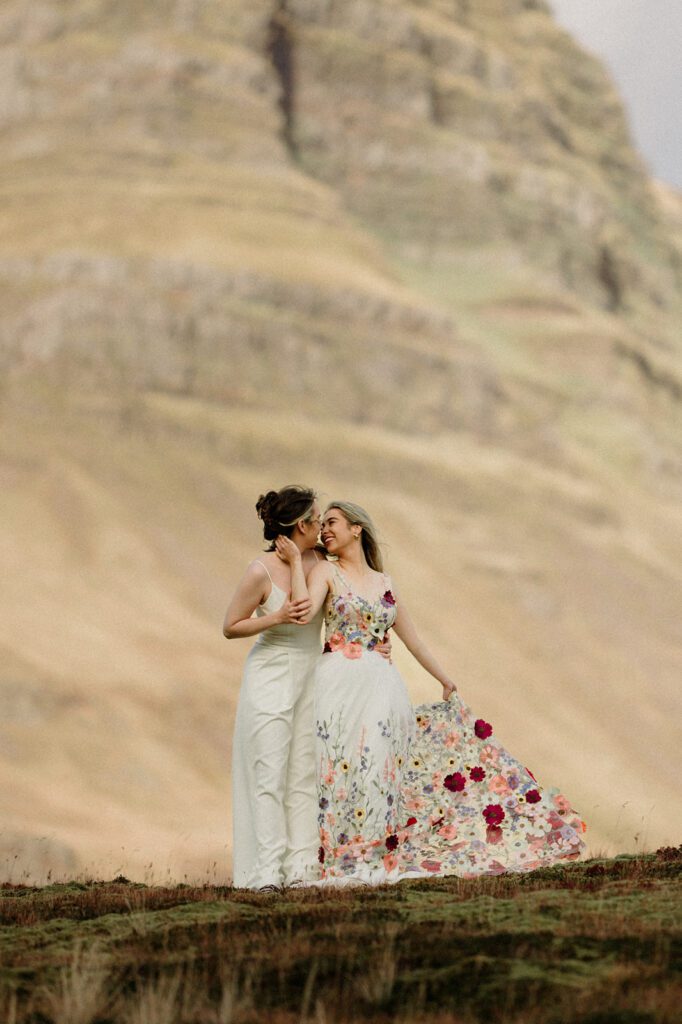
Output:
[
  {"xmin": 444, "ymin": 771, "xmax": 466, "ymax": 793},
  {"xmin": 525, "ymin": 766, "xmax": 537, "ymax": 782},
  {"xmin": 525, "ymin": 789, "xmax": 541, "ymax": 804},
  {"xmin": 486, "ymin": 825, "xmax": 503, "ymax": 845},
  {"xmin": 381, "ymin": 590, "xmax": 396, "ymax": 606},
  {"xmin": 405, "ymin": 816, "xmax": 417, "ymax": 827},
  {"xmin": 318, "ymin": 846, "xmax": 325, "ymax": 864},
  {"xmin": 475, "ymin": 719, "xmax": 493, "ymax": 739},
  {"xmin": 483, "ymin": 803, "xmax": 505, "ymax": 826},
  {"xmin": 385, "ymin": 834, "xmax": 399, "ymax": 851},
  {"xmin": 469, "ymin": 766, "xmax": 486, "ymax": 781}
]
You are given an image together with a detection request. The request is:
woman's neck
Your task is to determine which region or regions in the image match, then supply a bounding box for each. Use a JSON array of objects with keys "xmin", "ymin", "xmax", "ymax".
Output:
[{"xmin": 337, "ymin": 546, "xmax": 368, "ymax": 575}]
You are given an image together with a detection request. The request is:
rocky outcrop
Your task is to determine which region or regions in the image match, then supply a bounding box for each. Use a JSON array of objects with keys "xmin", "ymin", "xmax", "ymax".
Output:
[{"xmin": 0, "ymin": 0, "xmax": 680, "ymax": 436}]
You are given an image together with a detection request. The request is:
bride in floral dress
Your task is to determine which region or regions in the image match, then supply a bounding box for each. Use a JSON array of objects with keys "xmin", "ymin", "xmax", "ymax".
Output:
[{"xmin": 292, "ymin": 500, "xmax": 587, "ymax": 884}]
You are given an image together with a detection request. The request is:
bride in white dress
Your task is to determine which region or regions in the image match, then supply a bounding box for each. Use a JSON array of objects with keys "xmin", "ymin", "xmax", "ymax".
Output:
[
  {"xmin": 301, "ymin": 501, "xmax": 587, "ymax": 884},
  {"xmin": 224, "ymin": 488, "xmax": 394, "ymax": 889},
  {"xmin": 223, "ymin": 485, "xmax": 323, "ymax": 889}
]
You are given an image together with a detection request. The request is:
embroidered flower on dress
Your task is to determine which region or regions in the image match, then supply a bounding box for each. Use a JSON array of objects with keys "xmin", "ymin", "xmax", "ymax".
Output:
[
  {"xmin": 354, "ymin": 807, "xmax": 366, "ymax": 820},
  {"xmin": 444, "ymin": 772, "xmax": 466, "ymax": 793},
  {"xmin": 344, "ymin": 642, "xmax": 363, "ymax": 660},
  {"xmin": 475, "ymin": 719, "xmax": 493, "ymax": 739},
  {"xmin": 469, "ymin": 766, "xmax": 486, "ymax": 781},
  {"xmin": 328, "ymin": 632, "xmax": 346, "ymax": 652},
  {"xmin": 486, "ymin": 825, "xmax": 503, "ymax": 845},
  {"xmin": 381, "ymin": 590, "xmax": 396, "ymax": 607},
  {"xmin": 318, "ymin": 846, "xmax": 325, "ymax": 863},
  {"xmin": 340, "ymin": 760, "xmax": 350, "ymax": 773},
  {"xmin": 525, "ymin": 789, "xmax": 541, "ymax": 804},
  {"xmin": 385, "ymin": 834, "xmax": 399, "ymax": 851},
  {"xmin": 483, "ymin": 803, "xmax": 505, "ymax": 826}
]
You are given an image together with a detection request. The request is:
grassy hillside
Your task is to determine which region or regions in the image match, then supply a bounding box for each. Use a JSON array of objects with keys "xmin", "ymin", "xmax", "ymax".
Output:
[{"xmin": 1, "ymin": 849, "xmax": 680, "ymax": 1023}]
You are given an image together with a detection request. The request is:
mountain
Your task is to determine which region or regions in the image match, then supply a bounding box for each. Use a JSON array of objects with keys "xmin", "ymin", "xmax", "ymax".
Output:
[{"xmin": 1, "ymin": 0, "xmax": 680, "ymax": 882}]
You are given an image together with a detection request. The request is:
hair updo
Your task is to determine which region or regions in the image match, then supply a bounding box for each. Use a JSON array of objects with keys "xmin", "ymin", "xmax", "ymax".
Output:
[{"xmin": 256, "ymin": 485, "xmax": 317, "ymax": 550}]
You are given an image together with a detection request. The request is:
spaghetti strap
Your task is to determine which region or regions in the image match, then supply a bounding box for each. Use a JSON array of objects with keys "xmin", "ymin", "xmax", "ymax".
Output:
[
  {"xmin": 254, "ymin": 559, "xmax": 274, "ymax": 584},
  {"xmin": 331, "ymin": 562, "xmax": 348, "ymax": 591}
]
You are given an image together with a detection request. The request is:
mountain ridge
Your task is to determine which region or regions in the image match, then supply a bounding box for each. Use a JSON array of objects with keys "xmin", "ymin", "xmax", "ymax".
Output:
[{"xmin": 1, "ymin": 0, "xmax": 680, "ymax": 881}]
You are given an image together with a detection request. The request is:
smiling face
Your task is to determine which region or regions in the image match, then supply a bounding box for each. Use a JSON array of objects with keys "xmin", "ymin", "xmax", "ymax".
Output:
[{"xmin": 321, "ymin": 507, "xmax": 357, "ymax": 555}]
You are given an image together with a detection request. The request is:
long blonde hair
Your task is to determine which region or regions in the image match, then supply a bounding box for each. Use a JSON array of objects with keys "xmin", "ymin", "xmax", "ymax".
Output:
[{"xmin": 325, "ymin": 500, "xmax": 384, "ymax": 572}]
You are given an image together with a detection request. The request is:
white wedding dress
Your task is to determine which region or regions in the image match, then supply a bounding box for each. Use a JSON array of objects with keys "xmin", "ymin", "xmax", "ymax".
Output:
[
  {"xmin": 314, "ymin": 565, "xmax": 586, "ymax": 884},
  {"xmin": 231, "ymin": 561, "xmax": 324, "ymax": 888}
]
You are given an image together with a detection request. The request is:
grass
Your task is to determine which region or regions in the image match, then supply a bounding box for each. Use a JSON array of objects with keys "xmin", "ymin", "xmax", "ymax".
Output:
[{"xmin": 0, "ymin": 849, "xmax": 680, "ymax": 1023}]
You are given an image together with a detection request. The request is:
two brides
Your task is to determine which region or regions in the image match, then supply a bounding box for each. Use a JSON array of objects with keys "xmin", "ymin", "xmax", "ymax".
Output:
[{"xmin": 224, "ymin": 486, "xmax": 586, "ymax": 888}]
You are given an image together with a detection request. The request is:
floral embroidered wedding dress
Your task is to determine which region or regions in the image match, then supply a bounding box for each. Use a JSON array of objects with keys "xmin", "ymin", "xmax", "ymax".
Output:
[{"xmin": 314, "ymin": 566, "xmax": 586, "ymax": 883}]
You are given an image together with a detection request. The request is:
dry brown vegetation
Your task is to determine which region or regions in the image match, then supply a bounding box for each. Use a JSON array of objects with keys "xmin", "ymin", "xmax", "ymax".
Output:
[{"xmin": 1, "ymin": 850, "xmax": 680, "ymax": 1023}]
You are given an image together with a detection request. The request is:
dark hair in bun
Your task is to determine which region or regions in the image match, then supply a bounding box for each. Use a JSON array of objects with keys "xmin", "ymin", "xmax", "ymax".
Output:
[{"xmin": 256, "ymin": 485, "xmax": 317, "ymax": 550}]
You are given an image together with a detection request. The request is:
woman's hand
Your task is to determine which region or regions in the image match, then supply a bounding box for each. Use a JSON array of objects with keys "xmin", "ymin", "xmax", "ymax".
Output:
[
  {"xmin": 277, "ymin": 597, "xmax": 312, "ymax": 625},
  {"xmin": 274, "ymin": 535, "xmax": 301, "ymax": 565},
  {"xmin": 441, "ymin": 677, "xmax": 458, "ymax": 701},
  {"xmin": 374, "ymin": 634, "xmax": 393, "ymax": 663}
]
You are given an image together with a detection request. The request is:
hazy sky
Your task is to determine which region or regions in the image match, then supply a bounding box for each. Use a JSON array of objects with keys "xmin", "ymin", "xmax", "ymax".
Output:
[{"xmin": 549, "ymin": 0, "xmax": 682, "ymax": 190}]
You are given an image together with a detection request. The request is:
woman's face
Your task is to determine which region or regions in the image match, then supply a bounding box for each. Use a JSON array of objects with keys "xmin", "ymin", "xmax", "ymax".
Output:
[
  {"xmin": 321, "ymin": 508, "xmax": 355, "ymax": 555},
  {"xmin": 299, "ymin": 500, "xmax": 322, "ymax": 549}
]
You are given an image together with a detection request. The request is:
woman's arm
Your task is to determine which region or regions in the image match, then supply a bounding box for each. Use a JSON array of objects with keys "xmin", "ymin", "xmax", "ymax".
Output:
[
  {"xmin": 222, "ymin": 563, "xmax": 309, "ymax": 639},
  {"xmin": 392, "ymin": 593, "xmax": 457, "ymax": 700},
  {"xmin": 274, "ymin": 536, "xmax": 332, "ymax": 620},
  {"xmin": 273, "ymin": 536, "xmax": 310, "ymax": 607},
  {"xmin": 300, "ymin": 559, "xmax": 333, "ymax": 620}
]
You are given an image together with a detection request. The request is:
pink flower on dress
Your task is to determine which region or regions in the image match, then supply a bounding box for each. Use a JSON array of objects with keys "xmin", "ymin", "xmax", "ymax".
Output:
[
  {"xmin": 480, "ymin": 744, "xmax": 500, "ymax": 765},
  {"xmin": 343, "ymin": 642, "xmax": 363, "ymax": 660},
  {"xmin": 383, "ymin": 853, "xmax": 399, "ymax": 871},
  {"xmin": 420, "ymin": 859, "xmax": 442, "ymax": 873},
  {"xmin": 488, "ymin": 774, "xmax": 509, "ymax": 795},
  {"xmin": 324, "ymin": 770, "xmax": 336, "ymax": 785},
  {"xmin": 337, "ymin": 788, "xmax": 347, "ymax": 802},
  {"xmin": 328, "ymin": 632, "xmax": 346, "ymax": 652},
  {"xmin": 405, "ymin": 798, "xmax": 425, "ymax": 812},
  {"xmin": 431, "ymin": 771, "xmax": 444, "ymax": 788},
  {"xmin": 443, "ymin": 731, "xmax": 460, "ymax": 748},
  {"xmin": 437, "ymin": 824, "xmax": 458, "ymax": 839},
  {"xmin": 483, "ymin": 803, "xmax": 505, "ymax": 826},
  {"xmin": 553, "ymin": 793, "xmax": 572, "ymax": 813},
  {"xmin": 475, "ymin": 718, "xmax": 493, "ymax": 739}
]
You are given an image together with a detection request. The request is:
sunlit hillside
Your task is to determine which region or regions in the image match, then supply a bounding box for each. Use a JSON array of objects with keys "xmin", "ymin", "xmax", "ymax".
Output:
[{"xmin": 1, "ymin": 0, "xmax": 680, "ymax": 882}]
